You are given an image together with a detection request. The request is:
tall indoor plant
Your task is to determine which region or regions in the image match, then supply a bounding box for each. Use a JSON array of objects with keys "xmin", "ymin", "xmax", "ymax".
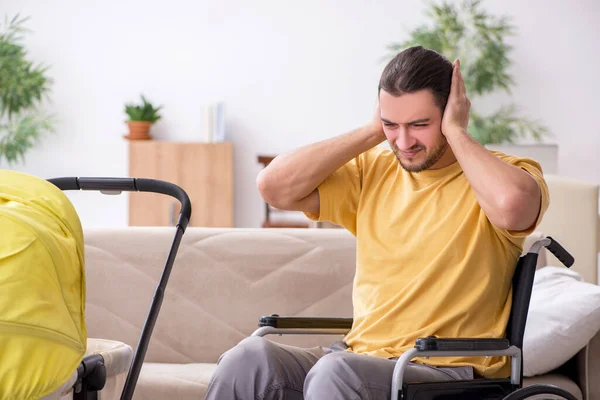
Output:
[
  {"xmin": 0, "ymin": 14, "xmax": 56, "ymax": 165},
  {"xmin": 387, "ymin": 0, "xmax": 549, "ymax": 145}
]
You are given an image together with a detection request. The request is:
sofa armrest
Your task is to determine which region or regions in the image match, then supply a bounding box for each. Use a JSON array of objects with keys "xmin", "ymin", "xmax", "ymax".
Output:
[{"xmin": 578, "ymin": 329, "xmax": 600, "ymax": 400}]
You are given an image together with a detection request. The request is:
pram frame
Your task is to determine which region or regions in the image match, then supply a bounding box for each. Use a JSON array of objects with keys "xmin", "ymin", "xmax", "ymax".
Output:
[{"xmin": 48, "ymin": 177, "xmax": 191, "ymax": 400}]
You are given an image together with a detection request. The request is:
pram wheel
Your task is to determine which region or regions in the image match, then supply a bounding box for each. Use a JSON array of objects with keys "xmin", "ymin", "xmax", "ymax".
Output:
[{"xmin": 502, "ymin": 384, "xmax": 579, "ymax": 399}]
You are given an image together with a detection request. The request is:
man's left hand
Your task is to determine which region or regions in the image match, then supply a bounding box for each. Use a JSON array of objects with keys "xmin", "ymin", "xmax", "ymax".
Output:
[{"xmin": 441, "ymin": 59, "xmax": 471, "ymax": 137}]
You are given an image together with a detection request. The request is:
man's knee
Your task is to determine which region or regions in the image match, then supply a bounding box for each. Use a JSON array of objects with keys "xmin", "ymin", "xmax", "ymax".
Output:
[
  {"xmin": 304, "ymin": 352, "xmax": 358, "ymax": 394},
  {"xmin": 207, "ymin": 337, "xmax": 312, "ymax": 400},
  {"xmin": 216, "ymin": 336, "xmax": 278, "ymax": 372},
  {"xmin": 206, "ymin": 337, "xmax": 285, "ymax": 399},
  {"xmin": 304, "ymin": 351, "xmax": 395, "ymax": 399},
  {"xmin": 306, "ymin": 352, "xmax": 350, "ymax": 375}
]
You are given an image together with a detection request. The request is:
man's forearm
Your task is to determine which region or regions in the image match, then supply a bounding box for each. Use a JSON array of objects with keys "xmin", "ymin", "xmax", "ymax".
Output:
[
  {"xmin": 257, "ymin": 125, "xmax": 384, "ymax": 208},
  {"xmin": 445, "ymin": 128, "xmax": 542, "ymax": 231}
]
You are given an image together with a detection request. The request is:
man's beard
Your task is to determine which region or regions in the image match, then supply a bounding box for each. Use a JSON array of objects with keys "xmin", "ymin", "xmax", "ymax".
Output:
[{"xmin": 393, "ymin": 136, "xmax": 449, "ymax": 173}]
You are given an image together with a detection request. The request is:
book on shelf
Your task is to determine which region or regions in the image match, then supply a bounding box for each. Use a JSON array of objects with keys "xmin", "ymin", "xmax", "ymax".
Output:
[{"xmin": 203, "ymin": 102, "xmax": 226, "ymax": 143}]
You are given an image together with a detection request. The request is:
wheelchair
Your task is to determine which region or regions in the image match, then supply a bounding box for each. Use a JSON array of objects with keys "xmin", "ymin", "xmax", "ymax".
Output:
[{"xmin": 252, "ymin": 236, "xmax": 578, "ymax": 400}]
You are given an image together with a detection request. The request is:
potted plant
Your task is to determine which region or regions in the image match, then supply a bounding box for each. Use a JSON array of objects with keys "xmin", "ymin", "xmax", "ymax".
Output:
[{"xmin": 124, "ymin": 95, "xmax": 162, "ymax": 140}]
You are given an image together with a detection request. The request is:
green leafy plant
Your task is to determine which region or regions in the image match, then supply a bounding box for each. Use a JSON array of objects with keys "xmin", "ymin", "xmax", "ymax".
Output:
[
  {"xmin": 124, "ymin": 95, "xmax": 162, "ymax": 123},
  {"xmin": 0, "ymin": 14, "xmax": 56, "ymax": 165},
  {"xmin": 387, "ymin": 0, "xmax": 549, "ymax": 145}
]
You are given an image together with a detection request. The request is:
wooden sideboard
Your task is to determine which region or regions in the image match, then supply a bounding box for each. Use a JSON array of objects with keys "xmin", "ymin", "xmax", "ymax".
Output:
[{"xmin": 128, "ymin": 141, "xmax": 233, "ymax": 227}]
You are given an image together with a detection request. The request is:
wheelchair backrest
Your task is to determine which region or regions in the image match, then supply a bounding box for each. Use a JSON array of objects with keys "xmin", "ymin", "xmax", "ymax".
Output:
[{"xmin": 506, "ymin": 253, "xmax": 538, "ymax": 349}]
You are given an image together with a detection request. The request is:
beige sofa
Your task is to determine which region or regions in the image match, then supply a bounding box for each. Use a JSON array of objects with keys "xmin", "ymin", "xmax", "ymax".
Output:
[{"xmin": 82, "ymin": 174, "xmax": 600, "ymax": 399}]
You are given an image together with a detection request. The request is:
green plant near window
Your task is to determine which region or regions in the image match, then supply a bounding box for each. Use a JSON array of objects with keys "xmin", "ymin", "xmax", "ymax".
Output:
[
  {"xmin": 0, "ymin": 14, "xmax": 56, "ymax": 165},
  {"xmin": 387, "ymin": 0, "xmax": 549, "ymax": 145}
]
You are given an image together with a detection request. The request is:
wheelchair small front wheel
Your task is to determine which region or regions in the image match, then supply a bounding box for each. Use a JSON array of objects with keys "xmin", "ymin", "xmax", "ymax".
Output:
[{"xmin": 502, "ymin": 384, "xmax": 578, "ymax": 400}]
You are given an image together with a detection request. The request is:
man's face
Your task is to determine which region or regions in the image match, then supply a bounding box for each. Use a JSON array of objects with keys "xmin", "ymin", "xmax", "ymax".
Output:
[{"xmin": 379, "ymin": 89, "xmax": 452, "ymax": 172}]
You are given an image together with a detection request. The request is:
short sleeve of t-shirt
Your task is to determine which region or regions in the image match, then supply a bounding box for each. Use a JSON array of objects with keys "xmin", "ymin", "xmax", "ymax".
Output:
[
  {"xmin": 303, "ymin": 156, "xmax": 362, "ymax": 235},
  {"xmin": 492, "ymin": 153, "xmax": 550, "ymax": 242}
]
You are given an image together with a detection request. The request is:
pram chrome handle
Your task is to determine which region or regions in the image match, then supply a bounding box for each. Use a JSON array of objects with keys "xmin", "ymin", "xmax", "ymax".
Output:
[{"xmin": 48, "ymin": 177, "xmax": 192, "ymax": 231}]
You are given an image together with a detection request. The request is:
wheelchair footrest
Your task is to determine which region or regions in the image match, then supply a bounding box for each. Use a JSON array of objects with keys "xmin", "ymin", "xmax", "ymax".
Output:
[{"xmin": 402, "ymin": 378, "xmax": 515, "ymax": 400}]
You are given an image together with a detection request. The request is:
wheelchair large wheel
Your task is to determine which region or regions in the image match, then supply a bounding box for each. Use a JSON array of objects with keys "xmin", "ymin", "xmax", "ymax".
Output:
[{"xmin": 502, "ymin": 384, "xmax": 578, "ymax": 400}]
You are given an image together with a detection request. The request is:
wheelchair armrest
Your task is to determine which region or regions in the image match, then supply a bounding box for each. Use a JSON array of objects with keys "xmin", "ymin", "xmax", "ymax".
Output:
[
  {"xmin": 258, "ymin": 314, "xmax": 353, "ymax": 329},
  {"xmin": 415, "ymin": 336, "xmax": 511, "ymax": 352}
]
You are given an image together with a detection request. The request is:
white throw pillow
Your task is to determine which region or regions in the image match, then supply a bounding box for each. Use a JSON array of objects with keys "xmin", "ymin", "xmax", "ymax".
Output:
[{"xmin": 522, "ymin": 266, "xmax": 600, "ymax": 376}]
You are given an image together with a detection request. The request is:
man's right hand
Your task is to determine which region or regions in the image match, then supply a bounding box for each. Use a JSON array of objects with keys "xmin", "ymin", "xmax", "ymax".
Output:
[
  {"xmin": 367, "ymin": 97, "xmax": 386, "ymax": 142},
  {"xmin": 257, "ymin": 102, "xmax": 387, "ymax": 215}
]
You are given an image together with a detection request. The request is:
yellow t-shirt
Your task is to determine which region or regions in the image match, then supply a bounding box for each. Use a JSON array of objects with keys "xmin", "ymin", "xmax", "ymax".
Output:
[{"xmin": 304, "ymin": 147, "xmax": 549, "ymax": 379}]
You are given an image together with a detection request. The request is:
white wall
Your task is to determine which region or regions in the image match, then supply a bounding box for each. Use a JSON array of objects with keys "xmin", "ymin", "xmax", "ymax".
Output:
[{"xmin": 3, "ymin": 0, "xmax": 599, "ymax": 229}]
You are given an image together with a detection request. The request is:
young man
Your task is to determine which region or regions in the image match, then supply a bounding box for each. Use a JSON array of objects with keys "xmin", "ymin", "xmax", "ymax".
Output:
[{"xmin": 205, "ymin": 46, "xmax": 549, "ymax": 399}]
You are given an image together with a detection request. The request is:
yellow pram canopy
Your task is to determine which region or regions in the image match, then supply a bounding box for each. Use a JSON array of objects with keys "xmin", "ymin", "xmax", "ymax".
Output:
[{"xmin": 0, "ymin": 170, "xmax": 86, "ymax": 399}]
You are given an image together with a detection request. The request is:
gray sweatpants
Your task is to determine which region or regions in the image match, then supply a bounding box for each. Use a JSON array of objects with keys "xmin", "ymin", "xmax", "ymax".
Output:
[{"xmin": 204, "ymin": 336, "xmax": 474, "ymax": 400}]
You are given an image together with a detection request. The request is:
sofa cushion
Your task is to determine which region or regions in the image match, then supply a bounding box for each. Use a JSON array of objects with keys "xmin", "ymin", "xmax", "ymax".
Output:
[
  {"xmin": 523, "ymin": 373, "xmax": 583, "ymax": 400},
  {"xmin": 523, "ymin": 266, "xmax": 600, "ymax": 377},
  {"xmin": 136, "ymin": 362, "xmax": 217, "ymax": 400}
]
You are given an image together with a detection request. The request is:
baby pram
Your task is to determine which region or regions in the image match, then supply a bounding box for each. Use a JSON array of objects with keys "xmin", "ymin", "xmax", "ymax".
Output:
[{"xmin": 0, "ymin": 170, "xmax": 191, "ymax": 400}]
